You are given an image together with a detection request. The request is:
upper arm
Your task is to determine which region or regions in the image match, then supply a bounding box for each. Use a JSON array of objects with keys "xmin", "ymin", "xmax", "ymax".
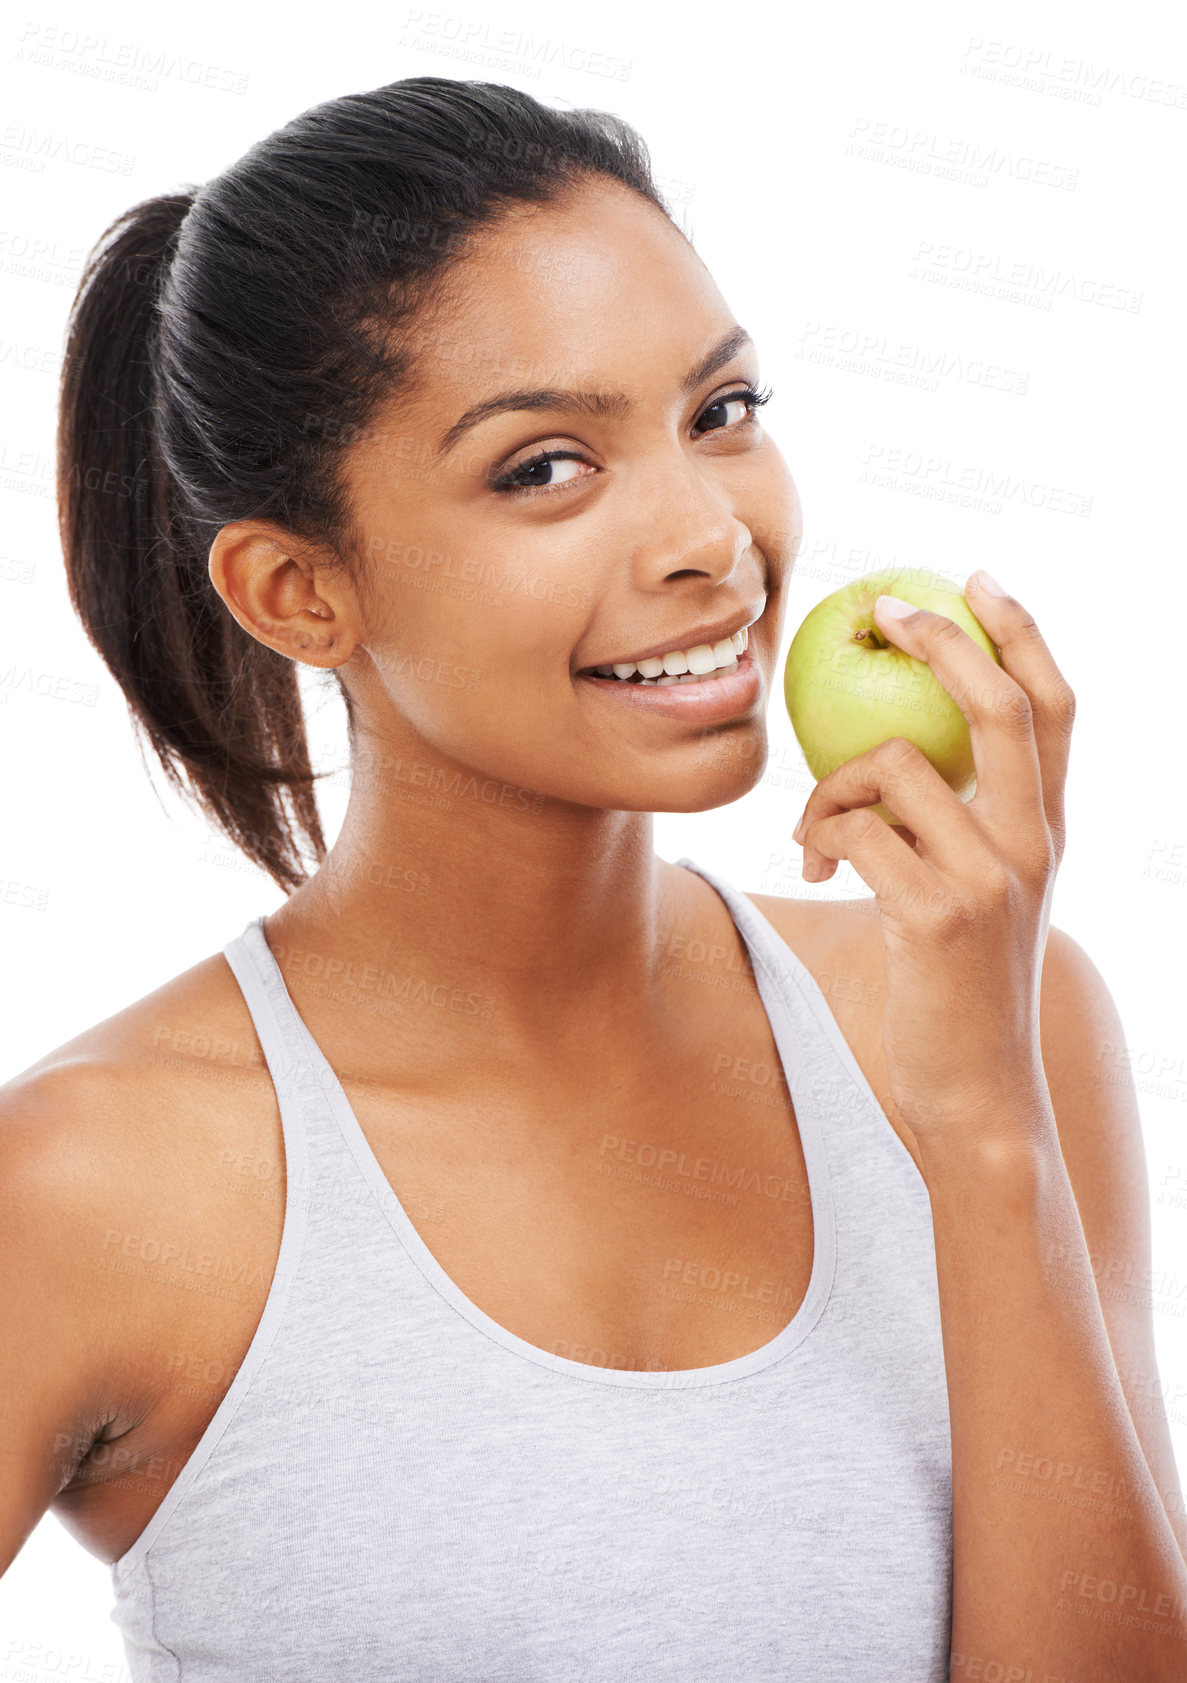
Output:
[
  {"xmin": 0, "ymin": 1064, "xmax": 131, "ymax": 1576},
  {"xmin": 1038, "ymin": 924, "xmax": 1187, "ymax": 1558}
]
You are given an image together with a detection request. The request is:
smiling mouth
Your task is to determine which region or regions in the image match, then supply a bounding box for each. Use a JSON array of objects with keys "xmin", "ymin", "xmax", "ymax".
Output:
[{"xmin": 577, "ymin": 625, "xmax": 749, "ymax": 687}]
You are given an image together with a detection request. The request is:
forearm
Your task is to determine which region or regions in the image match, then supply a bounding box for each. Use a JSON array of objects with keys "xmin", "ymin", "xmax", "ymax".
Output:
[{"xmin": 918, "ymin": 1092, "xmax": 1187, "ymax": 1682}]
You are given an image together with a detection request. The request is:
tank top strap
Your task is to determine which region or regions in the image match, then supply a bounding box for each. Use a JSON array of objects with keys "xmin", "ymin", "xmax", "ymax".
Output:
[
  {"xmin": 676, "ymin": 855, "xmax": 930, "ymax": 1226},
  {"xmin": 220, "ymin": 916, "xmax": 329, "ymax": 1191},
  {"xmin": 221, "ymin": 916, "xmax": 402, "ymax": 1232},
  {"xmin": 674, "ymin": 855, "xmax": 874, "ymax": 1107},
  {"xmin": 222, "ymin": 920, "xmax": 313, "ymax": 1102}
]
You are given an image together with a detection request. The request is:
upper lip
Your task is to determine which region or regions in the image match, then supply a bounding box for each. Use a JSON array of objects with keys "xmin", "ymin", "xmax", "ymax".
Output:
[{"xmin": 577, "ymin": 606, "xmax": 763, "ymax": 672}]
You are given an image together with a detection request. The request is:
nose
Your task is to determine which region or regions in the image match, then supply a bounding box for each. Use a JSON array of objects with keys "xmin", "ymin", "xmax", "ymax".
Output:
[{"xmin": 624, "ymin": 452, "xmax": 759, "ymax": 590}]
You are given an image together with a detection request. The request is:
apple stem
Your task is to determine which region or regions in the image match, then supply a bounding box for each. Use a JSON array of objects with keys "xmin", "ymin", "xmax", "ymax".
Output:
[{"xmin": 854, "ymin": 624, "xmax": 891, "ymax": 651}]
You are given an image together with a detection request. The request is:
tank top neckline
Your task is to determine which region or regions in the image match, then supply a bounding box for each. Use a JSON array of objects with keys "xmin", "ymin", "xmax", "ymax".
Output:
[{"xmin": 235, "ymin": 855, "xmax": 839, "ymax": 1389}]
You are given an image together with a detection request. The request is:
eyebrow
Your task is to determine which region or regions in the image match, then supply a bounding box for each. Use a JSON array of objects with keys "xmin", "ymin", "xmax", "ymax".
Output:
[{"xmin": 433, "ymin": 324, "xmax": 754, "ymax": 461}]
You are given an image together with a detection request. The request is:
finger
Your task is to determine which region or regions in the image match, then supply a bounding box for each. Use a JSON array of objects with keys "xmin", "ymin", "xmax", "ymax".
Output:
[
  {"xmin": 794, "ymin": 736, "xmax": 985, "ymax": 881},
  {"xmin": 871, "ymin": 591, "xmax": 1045, "ymax": 849},
  {"xmin": 962, "ymin": 571, "xmax": 1075, "ymax": 858},
  {"xmin": 803, "ymin": 802, "xmax": 943, "ymax": 916}
]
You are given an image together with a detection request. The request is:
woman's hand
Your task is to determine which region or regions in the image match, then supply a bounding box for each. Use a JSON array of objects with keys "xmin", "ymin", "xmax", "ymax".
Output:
[{"xmin": 790, "ymin": 570, "xmax": 1076, "ymax": 1145}]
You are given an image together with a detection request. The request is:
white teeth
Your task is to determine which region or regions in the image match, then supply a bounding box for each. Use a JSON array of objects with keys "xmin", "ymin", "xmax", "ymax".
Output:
[{"xmin": 587, "ymin": 622, "xmax": 750, "ymax": 683}]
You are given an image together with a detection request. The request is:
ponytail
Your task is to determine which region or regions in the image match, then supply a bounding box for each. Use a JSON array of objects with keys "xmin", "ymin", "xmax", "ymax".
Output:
[
  {"xmin": 55, "ymin": 80, "xmax": 671, "ymax": 893},
  {"xmin": 56, "ymin": 189, "xmax": 326, "ymax": 892}
]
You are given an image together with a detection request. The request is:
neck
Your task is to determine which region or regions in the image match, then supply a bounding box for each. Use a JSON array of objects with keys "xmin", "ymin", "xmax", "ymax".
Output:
[{"xmin": 265, "ymin": 752, "xmax": 697, "ymax": 1047}]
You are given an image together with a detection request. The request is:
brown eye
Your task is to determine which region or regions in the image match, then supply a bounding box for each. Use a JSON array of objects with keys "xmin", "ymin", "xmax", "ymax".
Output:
[
  {"xmin": 491, "ymin": 450, "xmax": 593, "ymax": 496},
  {"xmin": 695, "ymin": 384, "xmax": 773, "ymax": 433},
  {"xmin": 489, "ymin": 382, "xmax": 773, "ymax": 498}
]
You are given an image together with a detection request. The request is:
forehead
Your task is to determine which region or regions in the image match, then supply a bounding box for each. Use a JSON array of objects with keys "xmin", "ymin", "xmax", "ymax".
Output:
[{"xmin": 400, "ymin": 178, "xmax": 733, "ymax": 404}]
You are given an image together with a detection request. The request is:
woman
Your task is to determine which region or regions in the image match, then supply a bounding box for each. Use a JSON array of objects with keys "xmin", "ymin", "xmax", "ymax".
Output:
[{"xmin": 3, "ymin": 77, "xmax": 1184, "ymax": 1679}]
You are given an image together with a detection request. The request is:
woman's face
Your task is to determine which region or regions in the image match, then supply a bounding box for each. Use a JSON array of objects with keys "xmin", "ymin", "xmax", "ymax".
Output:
[{"xmin": 336, "ymin": 174, "xmax": 802, "ymax": 814}]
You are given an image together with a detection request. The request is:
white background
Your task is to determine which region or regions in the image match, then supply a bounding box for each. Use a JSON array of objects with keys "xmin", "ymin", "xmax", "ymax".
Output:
[{"xmin": 2, "ymin": 0, "xmax": 1185, "ymax": 1671}]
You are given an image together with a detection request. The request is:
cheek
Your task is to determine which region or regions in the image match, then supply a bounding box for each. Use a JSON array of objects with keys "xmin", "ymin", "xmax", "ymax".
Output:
[
  {"xmin": 752, "ymin": 454, "xmax": 802, "ymax": 564},
  {"xmin": 355, "ymin": 492, "xmax": 606, "ymax": 735},
  {"xmin": 367, "ymin": 576, "xmax": 587, "ymax": 735}
]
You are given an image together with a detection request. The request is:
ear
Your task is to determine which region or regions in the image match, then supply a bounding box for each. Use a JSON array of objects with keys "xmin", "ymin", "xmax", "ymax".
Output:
[{"xmin": 207, "ymin": 520, "xmax": 360, "ymax": 668}]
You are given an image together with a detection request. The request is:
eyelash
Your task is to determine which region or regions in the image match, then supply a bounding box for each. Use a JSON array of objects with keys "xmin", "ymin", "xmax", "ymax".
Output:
[{"xmin": 490, "ymin": 383, "xmax": 775, "ymax": 497}]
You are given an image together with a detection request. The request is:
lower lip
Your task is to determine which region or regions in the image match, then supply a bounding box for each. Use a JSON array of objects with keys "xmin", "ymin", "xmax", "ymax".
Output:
[{"xmin": 576, "ymin": 641, "xmax": 762, "ymax": 723}]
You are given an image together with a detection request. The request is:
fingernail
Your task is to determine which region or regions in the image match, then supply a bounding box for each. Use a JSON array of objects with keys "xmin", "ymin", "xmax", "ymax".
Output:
[
  {"xmin": 874, "ymin": 594, "xmax": 916, "ymax": 620},
  {"xmin": 802, "ymin": 857, "xmax": 821, "ymax": 882},
  {"xmin": 792, "ymin": 815, "xmax": 806, "ymax": 845},
  {"xmin": 971, "ymin": 569, "xmax": 1007, "ymax": 596}
]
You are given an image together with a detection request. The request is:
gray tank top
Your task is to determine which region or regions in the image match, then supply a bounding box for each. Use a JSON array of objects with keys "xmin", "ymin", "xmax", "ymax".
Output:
[{"xmin": 108, "ymin": 857, "xmax": 952, "ymax": 1679}]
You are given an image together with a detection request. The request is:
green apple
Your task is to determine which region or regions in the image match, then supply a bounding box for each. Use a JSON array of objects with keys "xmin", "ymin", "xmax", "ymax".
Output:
[{"xmin": 783, "ymin": 567, "xmax": 1001, "ymax": 828}]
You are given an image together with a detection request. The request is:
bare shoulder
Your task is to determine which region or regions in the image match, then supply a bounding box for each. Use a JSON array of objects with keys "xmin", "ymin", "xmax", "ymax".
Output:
[
  {"xmin": 741, "ymin": 888, "xmax": 878, "ymax": 974},
  {"xmin": 736, "ymin": 888, "xmax": 922, "ymax": 1161},
  {"xmin": 0, "ymin": 945, "xmax": 276, "ymax": 1461},
  {"xmin": 742, "ymin": 888, "xmax": 888, "ymax": 1029},
  {"xmin": 3, "ymin": 944, "xmax": 269, "ymax": 1214},
  {"xmin": 13, "ymin": 939, "xmax": 261, "ymax": 1092}
]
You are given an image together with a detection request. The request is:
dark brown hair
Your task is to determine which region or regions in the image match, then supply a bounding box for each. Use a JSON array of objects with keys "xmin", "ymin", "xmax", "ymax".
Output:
[{"xmin": 56, "ymin": 79, "xmax": 671, "ymax": 890}]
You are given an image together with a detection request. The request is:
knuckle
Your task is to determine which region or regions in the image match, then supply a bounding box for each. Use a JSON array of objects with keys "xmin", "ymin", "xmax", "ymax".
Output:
[
  {"xmin": 1049, "ymin": 681, "xmax": 1077, "ymax": 729},
  {"xmin": 994, "ymin": 684, "xmax": 1034, "ymax": 737},
  {"xmin": 873, "ymin": 737, "xmax": 931, "ymax": 801},
  {"xmin": 1021, "ymin": 830, "xmax": 1057, "ymax": 884},
  {"xmin": 874, "ymin": 735, "xmax": 922, "ymax": 772},
  {"xmin": 981, "ymin": 860, "xmax": 1015, "ymax": 903},
  {"xmin": 936, "ymin": 860, "xmax": 1014, "ymax": 925},
  {"xmin": 930, "ymin": 615, "xmax": 965, "ymax": 649},
  {"xmin": 923, "ymin": 850, "xmax": 1011, "ymax": 913},
  {"xmin": 1048, "ymin": 814, "xmax": 1068, "ymax": 866},
  {"xmin": 921, "ymin": 885, "xmax": 977, "ymax": 937},
  {"xmin": 841, "ymin": 807, "xmax": 884, "ymax": 844}
]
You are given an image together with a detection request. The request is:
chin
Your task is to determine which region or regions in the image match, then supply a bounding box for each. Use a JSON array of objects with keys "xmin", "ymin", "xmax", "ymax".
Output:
[{"xmin": 640, "ymin": 730, "xmax": 770, "ymax": 812}]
